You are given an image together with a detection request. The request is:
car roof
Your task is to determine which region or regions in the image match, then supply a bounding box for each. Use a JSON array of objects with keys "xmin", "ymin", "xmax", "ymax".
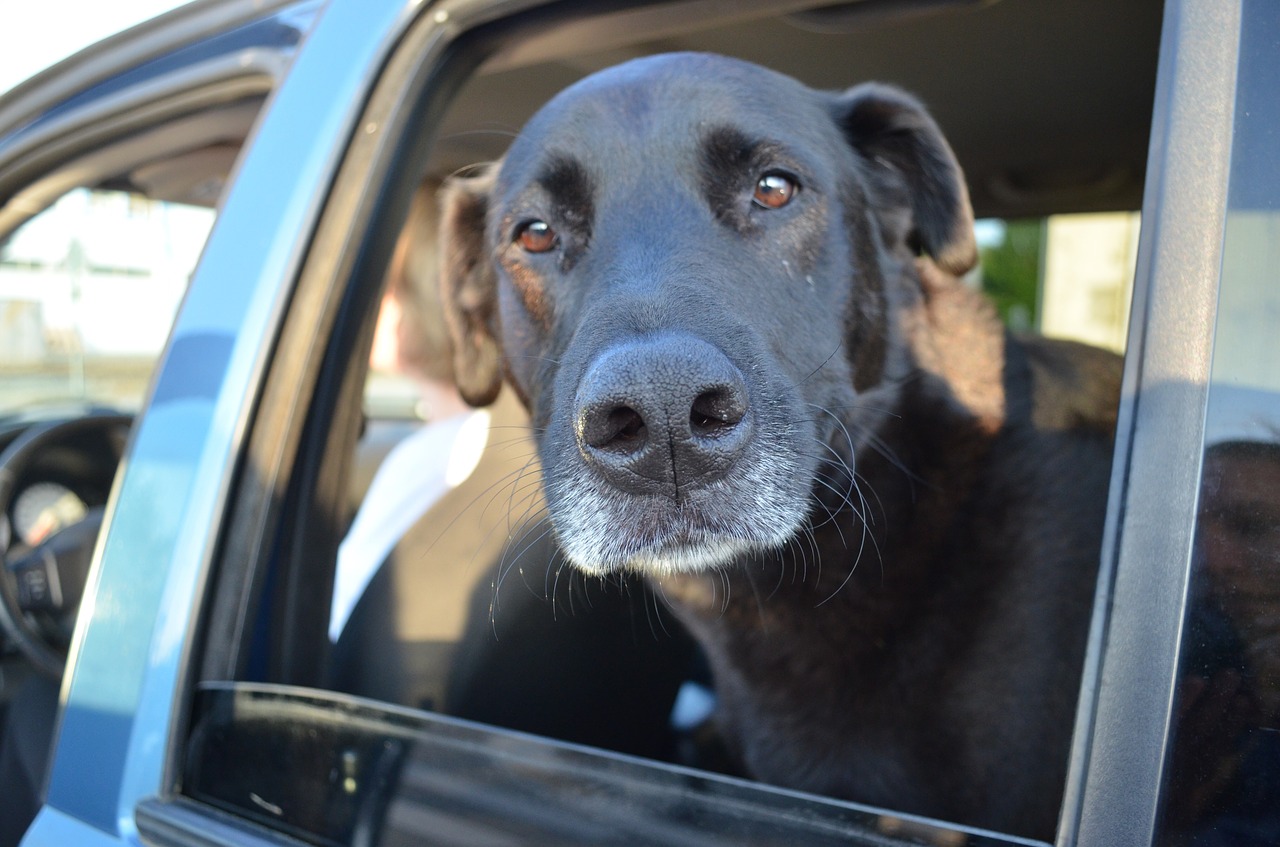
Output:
[{"xmin": 429, "ymin": 0, "xmax": 1164, "ymax": 221}]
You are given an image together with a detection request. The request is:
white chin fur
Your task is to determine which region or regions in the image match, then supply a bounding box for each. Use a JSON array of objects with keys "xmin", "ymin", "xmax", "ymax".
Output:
[
  {"xmin": 547, "ymin": 425, "xmax": 814, "ymax": 578},
  {"xmin": 568, "ymin": 537, "xmax": 761, "ymax": 577}
]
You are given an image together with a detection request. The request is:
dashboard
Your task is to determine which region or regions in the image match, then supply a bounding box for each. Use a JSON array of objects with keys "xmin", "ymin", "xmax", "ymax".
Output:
[{"xmin": 11, "ymin": 481, "xmax": 89, "ymax": 548}]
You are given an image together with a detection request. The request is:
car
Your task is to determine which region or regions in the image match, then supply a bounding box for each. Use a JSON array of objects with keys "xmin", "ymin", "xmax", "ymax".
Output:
[{"xmin": 0, "ymin": 0, "xmax": 1276, "ymax": 845}]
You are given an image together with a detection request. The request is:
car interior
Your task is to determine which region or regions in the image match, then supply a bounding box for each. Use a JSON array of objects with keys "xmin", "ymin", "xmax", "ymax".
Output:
[{"xmin": 0, "ymin": 0, "xmax": 1170, "ymax": 843}]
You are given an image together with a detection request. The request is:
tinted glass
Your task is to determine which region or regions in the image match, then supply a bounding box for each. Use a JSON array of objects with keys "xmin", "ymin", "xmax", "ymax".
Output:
[
  {"xmin": 1156, "ymin": 3, "xmax": 1280, "ymax": 843},
  {"xmin": 182, "ymin": 682, "xmax": 1040, "ymax": 847}
]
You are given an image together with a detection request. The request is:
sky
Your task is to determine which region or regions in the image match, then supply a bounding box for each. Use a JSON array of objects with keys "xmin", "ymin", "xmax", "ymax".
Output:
[{"xmin": 0, "ymin": 1, "xmax": 186, "ymax": 97}]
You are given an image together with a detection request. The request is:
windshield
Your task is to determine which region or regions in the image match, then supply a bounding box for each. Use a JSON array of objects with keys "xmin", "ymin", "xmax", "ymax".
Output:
[{"xmin": 0, "ymin": 188, "xmax": 214, "ymax": 417}]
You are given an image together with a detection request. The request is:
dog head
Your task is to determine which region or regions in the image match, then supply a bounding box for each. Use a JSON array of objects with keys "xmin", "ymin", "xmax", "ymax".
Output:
[{"xmin": 439, "ymin": 53, "xmax": 975, "ymax": 576}]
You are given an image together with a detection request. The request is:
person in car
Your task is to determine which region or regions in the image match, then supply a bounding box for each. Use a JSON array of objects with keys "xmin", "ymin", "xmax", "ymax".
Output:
[{"xmin": 328, "ymin": 183, "xmax": 529, "ymax": 709}]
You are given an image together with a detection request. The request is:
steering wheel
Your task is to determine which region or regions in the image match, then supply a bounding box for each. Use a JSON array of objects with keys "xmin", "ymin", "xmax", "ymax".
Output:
[{"xmin": 0, "ymin": 414, "xmax": 131, "ymax": 678}]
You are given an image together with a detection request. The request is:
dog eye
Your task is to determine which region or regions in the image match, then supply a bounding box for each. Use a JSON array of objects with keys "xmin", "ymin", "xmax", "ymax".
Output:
[
  {"xmin": 753, "ymin": 173, "xmax": 798, "ymax": 209},
  {"xmin": 515, "ymin": 219, "xmax": 558, "ymax": 253}
]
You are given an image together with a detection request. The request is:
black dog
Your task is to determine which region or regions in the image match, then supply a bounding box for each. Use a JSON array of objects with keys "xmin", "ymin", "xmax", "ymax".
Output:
[{"xmin": 439, "ymin": 52, "xmax": 1120, "ymax": 838}]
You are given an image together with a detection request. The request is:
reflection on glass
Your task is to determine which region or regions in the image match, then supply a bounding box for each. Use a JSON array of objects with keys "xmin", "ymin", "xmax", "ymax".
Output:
[
  {"xmin": 1158, "ymin": 3, "xmax": 1280, "ymax": 843},
  {"xmin": 1167, "ymin": 419, "xmax": 1280, "ymax": 844}
]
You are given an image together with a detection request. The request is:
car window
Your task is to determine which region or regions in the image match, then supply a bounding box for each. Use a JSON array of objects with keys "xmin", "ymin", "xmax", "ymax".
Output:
[
  {"xmin": 0, "ymin": 188, "xmax": 213, "ymax": 414},
  {"xmin": 1154, "ymin": 4, "xmax": 1280, "ymax": 840},
  {"xmin": 183, "ymin": 1, "xmax": 1172, "ymax": 845}
]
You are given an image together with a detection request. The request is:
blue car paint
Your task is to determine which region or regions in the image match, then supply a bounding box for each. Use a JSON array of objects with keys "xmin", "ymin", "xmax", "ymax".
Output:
[{"xmin": 9, "ymin": 13, "xmax": 311, "ymax": 144}]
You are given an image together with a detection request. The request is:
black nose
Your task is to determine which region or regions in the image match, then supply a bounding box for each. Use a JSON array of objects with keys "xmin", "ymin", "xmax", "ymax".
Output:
[{"xmin": 574, "ymin": 335, "xmax": 752, "ymax": 496}]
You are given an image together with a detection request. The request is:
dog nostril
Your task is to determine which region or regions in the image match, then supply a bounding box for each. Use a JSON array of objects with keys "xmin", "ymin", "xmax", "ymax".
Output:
[
  {"xmin": 690, "ymin": 388, "xmax": 747, "ymax": 437},
  {"xmin": 585, "ymin": 405, "xmax": 648, "ymax": 454},
  {"xmin": 609, "ymin": 407, "xmax": 647, "ymax": 445}
]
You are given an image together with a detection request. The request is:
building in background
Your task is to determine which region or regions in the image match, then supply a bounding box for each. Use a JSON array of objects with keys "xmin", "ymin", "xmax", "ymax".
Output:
[
  {"xmin": 0, "ymin": 188, "xmax": 211, "ymax": 408},
  {"xmin": 1041, "ymin": 213, "xmax": 1141, "ymax": 353}
]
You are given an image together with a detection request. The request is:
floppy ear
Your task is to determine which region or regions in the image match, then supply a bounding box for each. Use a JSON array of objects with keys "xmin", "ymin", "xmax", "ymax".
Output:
[
  {"xmin": 830, "ymin": 83, "xmax": 977, "ymax": 276},
  {"xmin": 438, "ymin": 165, "xmax": 503, "ymax": 406}
]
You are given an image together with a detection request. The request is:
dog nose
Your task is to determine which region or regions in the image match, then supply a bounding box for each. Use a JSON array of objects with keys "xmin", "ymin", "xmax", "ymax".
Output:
[{"xmin": 575, "ymin": 335, "xmax": 752, "ymax": 495}]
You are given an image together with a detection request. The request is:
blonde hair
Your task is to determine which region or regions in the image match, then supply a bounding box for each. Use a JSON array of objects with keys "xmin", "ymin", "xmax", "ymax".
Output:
[{"xmin": 384, "ymin": 182, "xmax": 455, "ymax": 383}]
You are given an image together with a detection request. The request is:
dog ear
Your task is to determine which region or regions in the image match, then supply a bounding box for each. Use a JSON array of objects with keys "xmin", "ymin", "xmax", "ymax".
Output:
[
  {"xmin": 438, "ymin": 165, "xmax": 503, "ymax": 406},
  {"xmin": 830, "ymin": 84, "xmax": 977, "ymax": 276}
]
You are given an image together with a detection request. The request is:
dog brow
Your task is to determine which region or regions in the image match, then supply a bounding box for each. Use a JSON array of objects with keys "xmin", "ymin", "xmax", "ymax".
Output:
[
  {"xmin": 700, "ymin": 126, "xmax": 785, "ymax": 233},
  {"xmin": 537, "ymin": 154, "xmax": 595, "ymax": 240}
]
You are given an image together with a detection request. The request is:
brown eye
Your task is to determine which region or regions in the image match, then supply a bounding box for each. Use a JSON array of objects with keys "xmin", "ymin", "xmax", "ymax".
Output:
[
  {"xmin": 516, "ymin": 219, "xmax": 558, "ymax": 253},
  {"xmin": 753, "ymin": 173, "xmax": 797, "ymax": 209}
]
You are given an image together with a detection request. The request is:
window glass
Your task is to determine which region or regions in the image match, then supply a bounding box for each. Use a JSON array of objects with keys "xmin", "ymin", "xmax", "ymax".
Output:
[
  {"xmin": 1157, "ymin": 3, "xmax": 1280, "ymax": 842},
  {"xmin": 0, "ymin": 188, "xmax": 214, "ymax": 413},
  {"xmin": 184, "ymin": 682, "xmax": 1032, "ymax": 847}
]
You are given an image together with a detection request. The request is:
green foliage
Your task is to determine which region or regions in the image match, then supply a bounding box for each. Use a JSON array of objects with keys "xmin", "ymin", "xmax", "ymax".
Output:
[{"xmin": 979, "ymin": 219, "xmax": 1043, "ymax": 332}]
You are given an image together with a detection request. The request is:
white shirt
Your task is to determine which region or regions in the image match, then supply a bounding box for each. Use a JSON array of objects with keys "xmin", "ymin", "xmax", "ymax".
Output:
[{"xmin": 328, "ymin": 409, "xmax": 490, "ymax": 641}]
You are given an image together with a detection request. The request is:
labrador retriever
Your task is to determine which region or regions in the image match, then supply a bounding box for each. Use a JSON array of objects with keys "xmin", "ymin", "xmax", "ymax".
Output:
[{"xmin": 438, "ymin": 52, "xmax": 1120, "ymax": 839}]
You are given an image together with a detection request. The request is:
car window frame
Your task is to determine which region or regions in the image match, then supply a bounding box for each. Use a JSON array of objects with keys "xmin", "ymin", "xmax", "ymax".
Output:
[
  {"xmin": 10, "ymin": 3, "xmax": 322, "ymax": 841},
  {"xmin": 1067, "ymin": 3, "xmax": 1245, "ymax": 845}
]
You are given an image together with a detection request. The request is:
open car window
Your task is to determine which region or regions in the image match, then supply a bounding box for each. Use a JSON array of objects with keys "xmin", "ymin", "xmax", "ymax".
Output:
[
  {"xmin": 168, "ymin": 2, "xmax": 1160, "ymax": 845},
  {"xmin": 180, "ymin": 3, "xmax": 1172, "ymax": 844}
]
